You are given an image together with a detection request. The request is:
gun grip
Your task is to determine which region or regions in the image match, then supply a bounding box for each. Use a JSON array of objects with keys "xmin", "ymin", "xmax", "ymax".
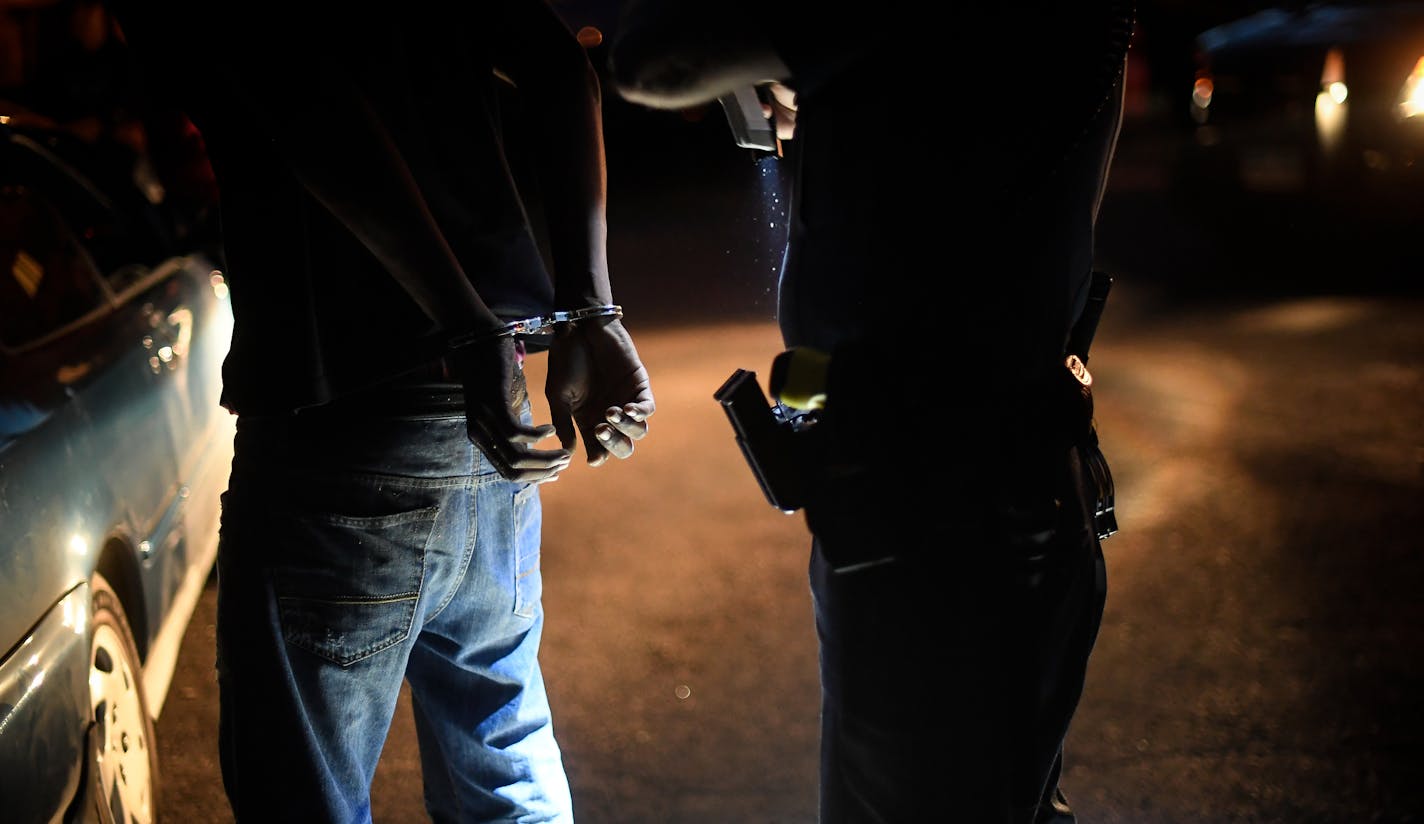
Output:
[{"xmin": 717, "ymin": 86, "xmax": 777, "ymax": 152}]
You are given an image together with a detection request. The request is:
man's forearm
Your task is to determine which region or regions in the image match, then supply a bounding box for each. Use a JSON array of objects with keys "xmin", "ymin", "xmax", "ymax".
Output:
[{"xmin": 525, "ymin": 55, "xmax": 615, "ymax": 309}]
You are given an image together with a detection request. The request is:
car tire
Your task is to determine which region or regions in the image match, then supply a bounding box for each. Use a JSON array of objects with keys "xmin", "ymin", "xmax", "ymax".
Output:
[{"xmin": 90, "ymin": 572, "xmax": 162, "ymax": 824}]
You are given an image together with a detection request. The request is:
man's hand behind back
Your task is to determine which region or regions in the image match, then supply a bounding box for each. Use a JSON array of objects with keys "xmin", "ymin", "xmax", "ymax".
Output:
[
  {"xmin": 452, "ymin": 336, "xmax": 574, "ymax": 484},
  {"xmin": 546, "ymin": 317, "xmax": 655, "ymax": 467}
]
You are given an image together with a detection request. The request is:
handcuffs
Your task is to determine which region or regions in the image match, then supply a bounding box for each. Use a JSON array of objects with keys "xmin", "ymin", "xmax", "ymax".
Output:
[{"xmin": 446, "ymin": 304, "xmax": 622, "ymax": 350}]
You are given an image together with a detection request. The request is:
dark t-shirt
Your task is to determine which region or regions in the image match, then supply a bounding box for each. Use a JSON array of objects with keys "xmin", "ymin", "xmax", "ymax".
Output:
[{"xmin": 113, "ymin": 5, "xmax": 558, "ymax": 415}]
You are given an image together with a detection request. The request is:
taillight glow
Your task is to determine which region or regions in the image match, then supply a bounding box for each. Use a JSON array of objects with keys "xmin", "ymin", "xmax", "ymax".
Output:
[{"xmin": 1192, "ymin": 76, "xmax": 1214, "ymax": 109}]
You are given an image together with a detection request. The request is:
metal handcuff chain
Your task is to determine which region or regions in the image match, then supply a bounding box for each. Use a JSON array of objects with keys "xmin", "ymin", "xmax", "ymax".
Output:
[{"xmin": 446, "ymin": 305, "xmax": 623, "ymax": 349}]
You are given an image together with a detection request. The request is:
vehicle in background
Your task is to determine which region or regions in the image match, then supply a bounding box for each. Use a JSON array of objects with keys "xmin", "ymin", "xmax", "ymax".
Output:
[
  {"xmin": 1179, "ymin": 1, "xmax": 1424, "ymax": 211},
  {"xmin": 0, "ymin": 121, "xmax": 234, "ymax": 824}
]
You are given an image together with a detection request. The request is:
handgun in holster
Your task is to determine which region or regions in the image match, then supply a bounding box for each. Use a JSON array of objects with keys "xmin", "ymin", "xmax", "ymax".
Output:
[
  {"xmin": 712, "ymin": 368, "xmax": 817, "ymax": 513},
  {"xmin": 1062, "ymin": 270, "xmax": 1119, "ymax": 541}
]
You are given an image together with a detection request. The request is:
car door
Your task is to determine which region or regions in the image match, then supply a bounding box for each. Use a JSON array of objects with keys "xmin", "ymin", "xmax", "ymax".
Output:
[{"xmin": 0, "ymin": 130, "xmax": 187, "ymax": 652}]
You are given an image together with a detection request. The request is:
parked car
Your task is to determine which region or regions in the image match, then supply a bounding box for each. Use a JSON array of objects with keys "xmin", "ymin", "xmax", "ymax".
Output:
[
  {"xmin": 0, "ymin": 122, "xmax": 234, "ymax": 823},
  {"xmin": 1180, "ymin": 1, "xmax": 1424, "ymax": 209}
]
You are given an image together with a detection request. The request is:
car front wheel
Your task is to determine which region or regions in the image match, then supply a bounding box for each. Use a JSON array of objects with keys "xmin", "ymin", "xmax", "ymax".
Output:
[{"xmin": 90, "ymin": 572, "xmax": 161, "ymax": 824}]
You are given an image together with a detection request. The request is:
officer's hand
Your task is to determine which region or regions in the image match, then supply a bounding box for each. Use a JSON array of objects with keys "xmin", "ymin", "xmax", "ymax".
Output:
[
  {"xmin": 546, "ymin": 317, "xmax": 655, "ymax": 466},
  {"xmin": 760, "ymin": 81, "xmax": 797, "ymax": 141},
  {"xmin": 449, "ymin": 335, "xmax": 573, "ymax": 483}
]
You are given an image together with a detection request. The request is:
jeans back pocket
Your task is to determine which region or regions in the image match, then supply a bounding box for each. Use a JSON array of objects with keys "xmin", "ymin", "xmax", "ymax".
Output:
[{"xmin": 275, "ymin": 505, "xmax": 438, "ymax": 666}]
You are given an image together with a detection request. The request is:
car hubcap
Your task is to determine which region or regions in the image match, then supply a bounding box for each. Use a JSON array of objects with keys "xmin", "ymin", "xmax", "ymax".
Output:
[{"xmin": 90, "ymin": 623, "xmax": 154, "ymax": 824}]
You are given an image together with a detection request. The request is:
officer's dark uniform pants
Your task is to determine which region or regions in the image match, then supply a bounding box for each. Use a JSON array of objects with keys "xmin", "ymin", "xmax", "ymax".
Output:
[{"xmin": 807, "ymin": 443, "xmax": 1108, "ymax": 824}]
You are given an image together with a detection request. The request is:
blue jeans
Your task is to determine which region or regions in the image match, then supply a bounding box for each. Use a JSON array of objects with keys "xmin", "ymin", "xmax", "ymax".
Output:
[{"xmin": 215, "ymin": 403, "xmax": 572, "ymax": 823}]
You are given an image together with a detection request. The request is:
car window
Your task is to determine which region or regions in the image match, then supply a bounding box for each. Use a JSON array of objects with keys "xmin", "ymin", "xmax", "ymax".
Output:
[
  {"xmin": 30, "ymin": 131, "xmax": 167, "ymax": 285},
  {"xmin": 2, "ymin": 128, "xmax": 170, "ymax": 290},
  {"xmin": 0, "ymin": 183, "xmax": 111, "ymax": 350}
]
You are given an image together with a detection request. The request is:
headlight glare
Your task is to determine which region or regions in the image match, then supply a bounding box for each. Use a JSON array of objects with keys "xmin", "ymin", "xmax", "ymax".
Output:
[{"xmin": 1397, "ymin": 56, "xmax": 1424, "ymax": 119}]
